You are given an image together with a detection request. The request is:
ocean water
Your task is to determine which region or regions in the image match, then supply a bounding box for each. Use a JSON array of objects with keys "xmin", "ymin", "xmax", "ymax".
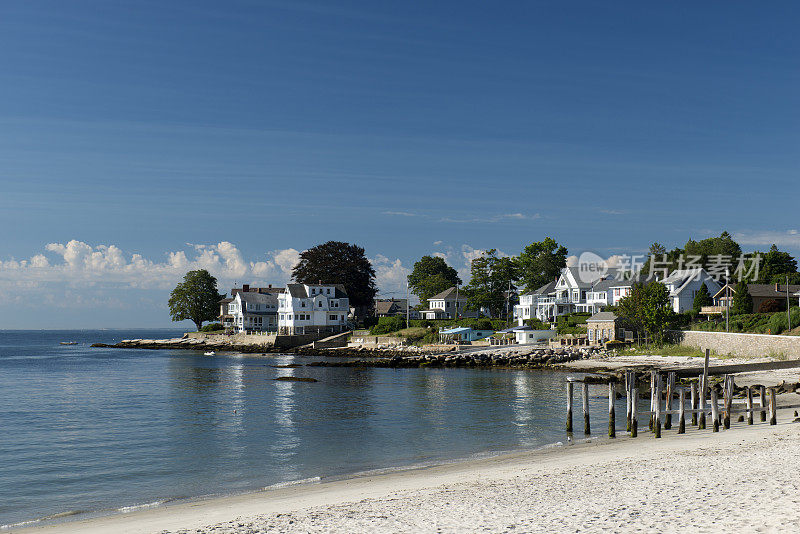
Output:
[{"xmin": 0, "ymin": 330, "xmax": 624, "ymax": 528}]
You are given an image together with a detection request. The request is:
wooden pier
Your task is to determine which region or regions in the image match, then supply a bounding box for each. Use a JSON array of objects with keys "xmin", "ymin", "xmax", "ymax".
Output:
[{"xmin": 566, "ymin": 349, "xmax": 798, "ymax": 440}]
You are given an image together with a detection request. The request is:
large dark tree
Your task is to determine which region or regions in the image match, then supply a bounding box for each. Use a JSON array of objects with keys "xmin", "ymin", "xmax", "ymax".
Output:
[
  {"xmin": 757, "ymin": 244, "xmax": 798, "ymax": 283},
  {"xmin": 407, "ymin": 255, "xmax": 462, "ymax": 304},
  {"xmin": 692, "ymin": 284, "xmax": 713, "ymax": 312},
  {"xmin": 616, "ymin": 282, "xmax": 674, "ymax": 345},
  {"xmin": 168, "ymin": 270, "xmax": 225, "ymax": 331},
  {"xmin": 731, "ymin": 281, "xmax": 753, "ymax": 315},
  {"xmin": 463, "ymin": 250, "xmax": 518, "ymax": 317},
  {"xmin": 292, "ymin": 241, "xmax": 376, "ymax": 311},
  {"xmin": 517, "ymin": 237, "xmax": 568, "ymax": 292}
]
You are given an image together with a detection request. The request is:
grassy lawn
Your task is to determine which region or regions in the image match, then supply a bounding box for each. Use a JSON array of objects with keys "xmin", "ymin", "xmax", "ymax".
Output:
[{"xmin": 619, "ymin": 344, "xmax": 711, "ymax": 358}]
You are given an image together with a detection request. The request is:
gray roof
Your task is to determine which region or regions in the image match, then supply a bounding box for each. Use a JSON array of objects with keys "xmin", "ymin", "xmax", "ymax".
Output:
[
  {"xmin": 238, "ymin": 292, "xmax": 278, "ymax": 306},
  {"xmin": 587, "ymin": 312, "xmax": 618, "ymax": 322},
  {"xmin": 429, "ymin": 287, "xmax": 467, "ymax": 300},
  {"xmin": 591, "ymin": 273, "xmax": 649, "ymax": 292},
  {"xmin": 523, "ymin": 280, "xmax": 557, "ymax": 297},
  {"xmin": 286, "ymin": 283, "xmax": 348, "ymax": 299},
  {"xmin": 747, "ymin": 284, "xmax": 800, "ymax": 298},
  {"xmin": 376, "ymin": 299, "xmax": 408, "ymax": 315}
]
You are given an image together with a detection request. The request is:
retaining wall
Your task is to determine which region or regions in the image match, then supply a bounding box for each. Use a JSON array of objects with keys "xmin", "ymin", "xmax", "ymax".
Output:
[{"xmin": 671, "ymin": 330, "xmax": 800, "ymax": 358}]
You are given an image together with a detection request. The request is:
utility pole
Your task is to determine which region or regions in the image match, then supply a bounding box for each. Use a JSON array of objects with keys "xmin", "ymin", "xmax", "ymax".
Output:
[
  {"xmin": 725, "ymin": 268, "xmax": 730, "ymax": 333},
  {"xmin": 506, "ymin": 280, "xmax": 511, "ymax": 328},
  {"xmin": 455, "ymin": 283, "xmax": 460, "ymax": 320}
]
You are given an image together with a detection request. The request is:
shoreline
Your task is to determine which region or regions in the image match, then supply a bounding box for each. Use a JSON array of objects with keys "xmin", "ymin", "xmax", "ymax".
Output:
[{"xmin": 16, "ymin": 399, "xmax": 800, "ymax": 534}]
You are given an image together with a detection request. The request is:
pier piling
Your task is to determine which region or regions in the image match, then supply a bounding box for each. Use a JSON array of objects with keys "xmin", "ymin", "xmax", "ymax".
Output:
[
  {"xmin": 711, "ymin": 389, "xmax": 720, "ymax": 432},
  {"xmin": 760, "ymin": 385, "xmax": 767, "ymax": 422},
  {"xmin": 769, "ymin": 387, "xmax": 777, "ymax": 426},
  {"xmin": 631, "ymin": 382, "xmax": 638, "ymax": 438},
  {"xmin": 654, "ymin": 374, "xmax": 662, "ymax": 439},
  {"xmin": 665, "ymin": 372, "xmax": 674, "ymax": 430},
  {"xmin": 608, "ymin": 381, "xmax": 615, "ymax": 438},
  {"xmin": 678, "ymin": 388, "xmax": 686, "ymax": 434},
  {"xmin": 582, "ymin": 382, "xmax": 590, "ymax": 435},
  {"xmin": 691, "ymin": 381, "xmax": 698, "ymax": 426},
  {"xmin": 747, "ymin": 386, "xmax": 754, "ymax": 425},
  {"xmin": 566, "ymin": 380, "xmax": 574, "ymax": 433}
]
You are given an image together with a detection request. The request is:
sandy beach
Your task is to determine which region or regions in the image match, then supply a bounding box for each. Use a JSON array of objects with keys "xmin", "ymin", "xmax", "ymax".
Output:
[{"xmin": 17, "ymin": 396, "xmax": 800, "ymax": 534}]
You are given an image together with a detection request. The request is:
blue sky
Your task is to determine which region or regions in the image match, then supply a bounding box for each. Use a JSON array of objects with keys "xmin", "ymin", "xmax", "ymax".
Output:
[{"xmin": 1, "ymin": 1, "xmax": 798, "ymax": 328}]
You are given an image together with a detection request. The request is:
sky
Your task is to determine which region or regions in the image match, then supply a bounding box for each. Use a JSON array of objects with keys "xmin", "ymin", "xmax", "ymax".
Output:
[{"xmin": 0, "ymin": 1, "xmax": 798, "ymax": 328}]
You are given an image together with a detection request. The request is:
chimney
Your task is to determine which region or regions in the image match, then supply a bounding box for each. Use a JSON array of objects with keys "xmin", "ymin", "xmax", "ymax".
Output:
[
  {"xmin": 243, "ymin": 284, "xmax": 250, "ymax": 292},
  {"xmin": 268, "ymin": 284, "xmax": 272, "ymax": 289}
]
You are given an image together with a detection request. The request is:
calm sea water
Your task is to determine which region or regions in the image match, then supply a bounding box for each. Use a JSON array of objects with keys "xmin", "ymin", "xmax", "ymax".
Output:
[{"xmin": 0, "ymin": 330, "xmax": 623, "ymax": 528}]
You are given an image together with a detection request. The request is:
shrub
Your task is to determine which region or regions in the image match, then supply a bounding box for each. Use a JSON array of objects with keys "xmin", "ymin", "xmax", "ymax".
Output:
[
  {"xmin": 526, "ymin": 318, "xmax": 550, "ymax": 330},
  {"xmin": 200, "ymin": 323, "xmax": 224, "ymax": 332},
  {"xmin": 759, "ymin": 299, "xmax": 784, "ymax": 313},
  {"xmin": 370, "ymin": 316, "xmax": 406, "ymax": 335},
  {"xmin": 362, "ymin": 316, "xmax": 379, "ymax": 329}
]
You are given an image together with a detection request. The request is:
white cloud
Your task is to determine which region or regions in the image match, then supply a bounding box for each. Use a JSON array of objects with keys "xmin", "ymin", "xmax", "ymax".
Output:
[
  {"xmin": 734, "ymin": 230, "xmax": 800, "ymax": 249},
  {"xmin": 371, "ymin": 254, "xmax": 411, "ymax": 298},
  {"xmin": 383, "ymin": 210, "xmax": 417, "ymax": 217},
  {"xmin": 440, "ymin": 213, "xmax": 541, "ymax": 224},
  {"xmin": 0, "ymin": 240, "xmax": 302, "ymax": 294}
]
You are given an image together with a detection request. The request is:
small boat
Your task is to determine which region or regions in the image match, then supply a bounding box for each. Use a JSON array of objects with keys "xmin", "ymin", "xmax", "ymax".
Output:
[
  {"xmin": 60, "ymin": 342, "xmax": 78, "ymax": 345},
  {"xmin": 204, "ymin": 351, "xmax": 216, "ymax": 356}
]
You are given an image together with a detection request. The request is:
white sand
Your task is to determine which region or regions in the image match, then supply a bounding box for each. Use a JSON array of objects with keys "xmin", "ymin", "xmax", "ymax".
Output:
[{"xmin": 20, "ymin": 402, "xmax": 800, "ymax": 534}]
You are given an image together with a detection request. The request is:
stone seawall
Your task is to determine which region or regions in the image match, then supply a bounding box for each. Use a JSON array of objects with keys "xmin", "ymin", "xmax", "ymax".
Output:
[
  {"xmin": 91, "ymin": 331, "xmax": 328, "ymax": 352},
  {"xmin": 672, "ymin": 330, "xmax": 800, "ymax": 358}
]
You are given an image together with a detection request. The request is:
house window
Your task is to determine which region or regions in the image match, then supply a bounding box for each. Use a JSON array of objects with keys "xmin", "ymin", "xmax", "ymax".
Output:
[
  {"xmin": 319, "ymin": 301, "xmax": 323, "ymax": 307},
  {"xmin": 302, "ymin": 301, "xmax": 306, "ymax": 307},
  {"xmin": 329, "ymin": 314, "xmax": 337, "ymax": 321},
  {"xmin": 327, "ymin": 288, "xmax": 331, "ymax": 295}
]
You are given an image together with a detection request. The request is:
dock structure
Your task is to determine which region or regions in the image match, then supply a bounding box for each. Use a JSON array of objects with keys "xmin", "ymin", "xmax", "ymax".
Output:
[{"xmin": 565, "ymin": 347, "xmax": 800, "ymax": 441}]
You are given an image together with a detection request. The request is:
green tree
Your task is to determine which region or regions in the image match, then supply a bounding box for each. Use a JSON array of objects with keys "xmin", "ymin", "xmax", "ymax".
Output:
[
  {"xmin": 292, "ymin": 241, "xmax": 376, "ymax": 311},
  {"xmin": 462, "ymin": 249, "xmax": 518, "ymax": 317},
  {"xmin": 684, "ymin": 231, "xmax": 742, "ymax": 266},
  {"xmin": 757, "ymin": 244, "xmax": 798, "ymax": 283},
  {"xmin": 616, "ymin": 282, "xmax": 674, "ymax": 345},
  {"xmin": 168, "ymin": 270, "xmax": 225, "ymax": 331},
  {"xmin": 517, "ymin": 237, "xmax": 568, "ymax": 292},
  {"xmin": 731, "ymin": 281, "xmax": 753, "ymax": 315},
  {"xmin": 692, "ymin": 284, "xmax": 713, "ymax": 312},
  {"xmin": 407, "ymin": 255, "xmax": 462, "ymax": 304}
]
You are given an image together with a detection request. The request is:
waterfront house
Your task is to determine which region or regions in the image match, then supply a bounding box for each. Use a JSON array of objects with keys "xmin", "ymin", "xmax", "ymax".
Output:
[
  {"xmin": 586, "ymin": 311, "xmax": 625, "ymax": 345},
  {"xmin": 278, "ymin": 283, "xmax": 350, "ymax": 335},
  {"xmin": 514, "ymin": 281, "xmax": 557, "ymax": 326},
  {"xmin": 420, "ymin": 287, "xmax": 471, "ymax": 319},
  {"xmin": 659, "ymin": 269, "xmax": 721, "ymax": 313},
  {"xmin": 747, "ymin": 283, "xmax": 800, "ymax": 313},
  {"xmin": 221, "ymin": 284, "xmax": 282, "ymax": 333},
  {"xmin": 375, "ymin": 298, "xmax": 419, "ymax": 320}
]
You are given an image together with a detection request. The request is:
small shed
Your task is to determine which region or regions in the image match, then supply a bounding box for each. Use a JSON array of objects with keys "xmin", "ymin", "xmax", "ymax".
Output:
[
  {"xmin": 586, "ymin": 311, "xmax": 620, "ymax": 344},
  {"xmin": 439, "ymin": 327, "xmax": 494, "ymax": 344},
  {"xmin": 510, "ymin": 326, "xmax": 556, "ymax": 345}
]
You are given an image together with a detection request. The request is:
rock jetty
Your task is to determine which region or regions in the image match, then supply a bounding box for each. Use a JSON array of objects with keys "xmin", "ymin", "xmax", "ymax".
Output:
[
  {"xmin": 91, "ymin": 337, "xmax": 277, "ymax": 353},
  {"xmin": 304, "ymin": 345, "xmax": 602, "ymax": 369}
]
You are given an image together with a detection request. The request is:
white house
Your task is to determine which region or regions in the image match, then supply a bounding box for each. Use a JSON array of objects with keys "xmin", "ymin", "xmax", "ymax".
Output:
[
  {"xmin": 659, "ymin": 269, "xmax": 721, "ymax": 313},
  {"xmin": 420, "ymin": 287, "xmax": 471, "ymax": 319},
  {"xmin": 586, "ymin": 274, "xmax": 648, "ymax": 312},
  {"xmin": 220, "ymin": 285, "xmax": 281, "ymax": 333},
  {"xmin": 513, "ymin": 326, "xmax": 557, "ymax": 345},
  {"xmin": 514, "ymin": 281, "xmax": 556, "ymax": 325},
  {"xmin": 278, "ymin": 283, "xmax": 350, "ymax": 334}
]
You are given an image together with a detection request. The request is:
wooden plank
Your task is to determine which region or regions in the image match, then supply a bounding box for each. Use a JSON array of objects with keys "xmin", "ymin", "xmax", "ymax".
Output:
[
  {"xmin": 678, "ymin": 388, "xmax": 686, "ymax": 434},
  {"xmin": 582, "ymin": 382, "xmax": 590, "ymax": 435},
  {"xmin": 711, "ymin": 389, "xmax": 720, "ymax": 432}
]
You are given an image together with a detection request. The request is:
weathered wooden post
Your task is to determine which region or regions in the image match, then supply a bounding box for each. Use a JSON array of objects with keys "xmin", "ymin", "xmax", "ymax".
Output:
[
  {"xmin": 582, "ymin": 382, "xmax": 591, "ymax": 435},
  {"xmin": 769, "ymin": 387, "xmax": 777, "ymax": 426},
  {"xmin": 723, "ymin": 375, "xmax": 733, "ymax": 430},
  {"xmin": 746, "ymin": 386, "xmax": 754, "ymax": 425},
  {"xmin": 664, "ymin": 372, "xmax": 674, "ymax": 430},
  {"xmin": 566, "ymin": 379, "xmax": 574, "ymax": 433},
  {"xmin": 649, "ymin": 371, "xmax": 656, "ymax": 431},
  {"xmin": 625, "ymin": 371, "xmax": 632, "ymax": 433},
  {"xmin": 691, "ymin": 381, "xmax": 698, "ymax": 426},
  {"xmin": 608, "ymin": 381, "xmax": 616, "ymax": 438},
  {"xmin": 760, "ymin": 385, "xmax": 767, "ymax": 422},
  {"xmin": 654, "ymin": 374, "xmax": 662, "ymax": 438},
  {"xmin": 678, "ymin": 388, "xmax": 686, "ymax": 434},
  {"xmin": 631, "ymin": 381, "xmax": 638, "ymax": 437},
  {"xmin": 711, "ymin": 389, "xmax": 720, "ymax": 432},
  {"xmin": 698, "ymin": 374, "xmax": 706, "ymax": 430}
]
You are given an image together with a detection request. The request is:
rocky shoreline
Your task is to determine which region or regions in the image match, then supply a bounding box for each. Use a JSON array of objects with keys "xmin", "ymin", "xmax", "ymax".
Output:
[{"xmin": 90, "ymin": 337, "xmax": 284, "ymax": 353}]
